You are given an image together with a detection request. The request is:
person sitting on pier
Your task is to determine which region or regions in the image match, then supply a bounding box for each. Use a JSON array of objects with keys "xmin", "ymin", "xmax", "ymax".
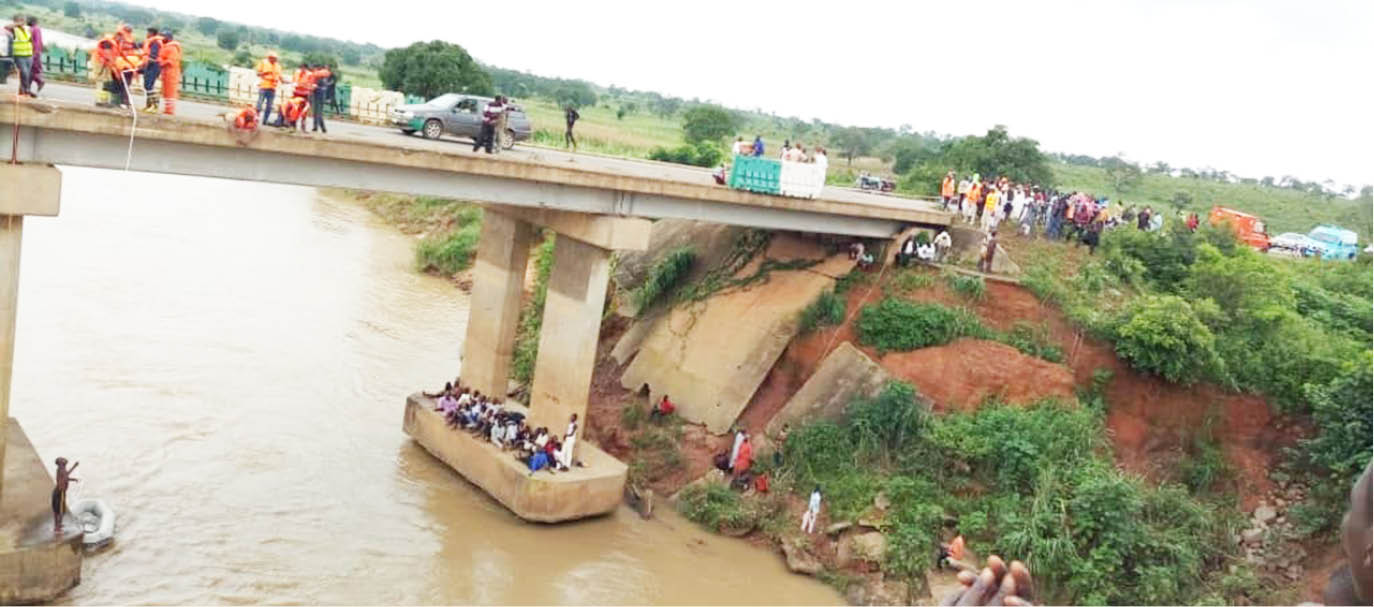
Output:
[
  {"xmin": 437, "ymin": 391, "xmax": 459, "ymax": 415},
  {"xmin": 527, "ymin": 448, "xmax": 550, "ymax": 475},
  {"xmin": 423, "ymin": 381, "xmax": 453, "ymax": 399}
]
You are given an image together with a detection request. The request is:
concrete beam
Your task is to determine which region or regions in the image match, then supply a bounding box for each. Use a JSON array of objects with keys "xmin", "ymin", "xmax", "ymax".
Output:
[
  {"xmin": 527, "ymin": 234, "xmax": 611, "ymax": 446},
  {"xmin": 487, "ymin": 204, "xmax": 651, "ymax": 251},
  {"xmin": 460, "ymin": 211, "xmax": 535, "ymax": 398},
  {"xmin": 0, "ymin": 100, "xmax": 953, "ymax": 237},
  {"xmin": 0, "ymin": 164, "xmax": 61, "ymax": 216}
]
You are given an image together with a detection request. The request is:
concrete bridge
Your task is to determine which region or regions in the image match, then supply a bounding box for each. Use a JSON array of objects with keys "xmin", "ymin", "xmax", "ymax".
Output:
[{"xmin": 0, "ymin": 96, "xmax": 952, "ymax": 560}]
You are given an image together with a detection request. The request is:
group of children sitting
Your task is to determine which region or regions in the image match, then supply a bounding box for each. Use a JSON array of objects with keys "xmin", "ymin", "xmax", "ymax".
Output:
[{"xmin": 425, "ymin": 380, "xmax": 581, "ymax": 475}]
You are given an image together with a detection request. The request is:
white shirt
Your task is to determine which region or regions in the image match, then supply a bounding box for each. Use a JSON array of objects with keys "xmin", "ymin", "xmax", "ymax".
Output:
[
  {"xmin": 813, "ymin": 152, "xmax": 828, "ymax": 169},
  {"xmin": 457, "ymin": 393, "xmax": 472, "ymax": 407},
  {"xmin": 808, "ymin": 491, "xmax": 821, "ymax": 512},
  {"xmin": 566, "ymin": 420, "xmax": 578, "ymax": 439},
  {"xmin": 933, "ymin": 232, "xmax": 952, "ymax": 247},
  {"xmin": 731, "ymin": 141, "xmax": 746, "ymax": 156},
  {"xmin": 918, "ymin": 244, "xmax": 935, "ymax": 260}
]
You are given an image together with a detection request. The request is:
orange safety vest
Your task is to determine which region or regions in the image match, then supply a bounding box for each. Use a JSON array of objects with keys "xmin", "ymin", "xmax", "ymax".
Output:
[
  {"xmin": 283, "ymin": 97, "xmax": 307, "ymax": 122},
  {"xmin": 292, "ymin": 68, "xmax": 316, "ymax": 97},
  {"xmin": 141, "ymin": 34, "xmax": 165, "ymax": 67},
  {"xmin": 158, "ymin": 41, "xmax": 181, "ymax": 72},
  {"xmin": 92, "ymin": 36, "xmax": 118, "ymax": 69},
  {"xmin": 941, "ymin": 176, "xmax": 955, "ymax": 197},
  {"xmin": 256, "ymin": 58, "xmax": 282, "ymax": 90},
  {"xmin": 968, "ymin": 183, "xmax": 982, "ymax": 204},
  {"xmin": 233, "ymin": 107, "xmax": 258, "ymax": 130}
]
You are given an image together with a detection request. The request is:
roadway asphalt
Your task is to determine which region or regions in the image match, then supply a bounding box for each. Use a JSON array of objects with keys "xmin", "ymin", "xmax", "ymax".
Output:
[{"xmin": 6, "ymin": 80, "xmax": 943, "ymax": 214}]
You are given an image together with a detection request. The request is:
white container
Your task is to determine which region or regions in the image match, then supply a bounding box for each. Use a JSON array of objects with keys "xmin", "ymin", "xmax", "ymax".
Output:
[{"xmin": 779, "ymin": 161, "xmax": 826, "ymax": 199}]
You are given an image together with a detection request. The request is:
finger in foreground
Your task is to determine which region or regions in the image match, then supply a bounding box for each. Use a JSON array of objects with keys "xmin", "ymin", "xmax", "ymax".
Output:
[
  {"xmin": 955, "ymin": 567, "xmax": 1000, "ymax": 606},
  {"xmin": 1008, "ymin": 560, "xmax": 1034, "ymax": 602}
]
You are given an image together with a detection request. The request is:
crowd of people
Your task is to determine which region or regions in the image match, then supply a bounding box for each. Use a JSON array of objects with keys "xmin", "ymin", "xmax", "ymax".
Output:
[
  {"xmin": 87, "ymin": 24, "xmax": 182, "ymax": 114},
  {"xmin": 424, "ymin": 379, "xmax": 583, "ymax": 475},
  {"xmin": 729, "ymin": 135, "xmax": 830, "ymax": 168},
  {"xmin": 252, "ymin": 51, "xmax": 335, "ymax": 134},
  {"xmin": 937, "ymin": 170, "xmax": 1201, "ymax": 256}
]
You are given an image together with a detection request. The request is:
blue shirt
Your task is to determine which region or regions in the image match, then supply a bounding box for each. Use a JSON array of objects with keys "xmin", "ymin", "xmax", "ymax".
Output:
[
  {"xmin": 529, "ymin": 451, "xmax": 549, "ymax": 472},
  {"xmin": 753, "ymin": 138, "xmax": 764, "ymax": 157}
]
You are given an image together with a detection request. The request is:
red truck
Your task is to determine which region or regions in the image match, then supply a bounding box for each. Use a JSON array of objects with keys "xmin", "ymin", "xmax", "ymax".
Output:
[{"xmin": 1208, "ymin": 206, "xmax": 1270, "ymax": 251}]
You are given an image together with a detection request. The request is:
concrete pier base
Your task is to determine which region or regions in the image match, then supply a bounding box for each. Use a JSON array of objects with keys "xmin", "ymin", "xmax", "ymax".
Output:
[
  {"xmin": 0, "ymin": 419, "xmax": 83, "ymax": 605},
  {"xmin": 402, "ymin": 394, "xmax": 626, "ymax": 523},
  {"xmin": 460, "ymin": 210, "xmax": 535, "ymax": 398}
]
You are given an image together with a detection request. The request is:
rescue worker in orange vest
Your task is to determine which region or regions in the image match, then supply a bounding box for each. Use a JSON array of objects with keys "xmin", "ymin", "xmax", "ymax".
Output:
[
  {"xmin": 940, "ymin": 171, "xmax": 956, "ymax": 210},
  {"xmin": 232, "ymin": 105, "xmax": 259, "ymax": 130},
  {"xmin": 138, "ymin": 27, "xmax": 164, "ymax": 113},
  {"xmin": 272, "ymin": 95, "xmax": 309, "ymax": 132},
  {"xmin": 254, "ymin": 51, "xmax": 282, "ymax": 125},
  {"xmin": 309, "ymin": 64, "xmax": 332, "ymax": 134},
  {"xmin": 292, "ymin": 64, "xmax": 316, "ymax": 100},
  {"xmin": 157, "ymin": 31, "xmax": 181, "ymax": 115},
  {"xmin": 92, "ymin": 31, "xmax": 136, "ymax": 107}
]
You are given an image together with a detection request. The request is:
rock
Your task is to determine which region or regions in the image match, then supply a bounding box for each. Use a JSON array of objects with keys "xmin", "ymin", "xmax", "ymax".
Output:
[
  {"xmin": 1253, "ymin": 504, "xmax": 1278, "ymax": 525},
  {"xmin": 858, "ymin": 510, "xmax": 887, "ymax": 529},
  {"xmin": 863, "ymin": 577, "xmax": 910, "ymax": 605},
  {"xmin": 850, "ymin": 532, "xmax": 888, "ymax": 563},
  {"xmin": 720, "ymin": 523, "xmax": 755, "ymax": 537},
  {"xmin": 836, "ymin": 537, "xmax": 854, "ymax": 569},
  {"xmin": 874, "ymin": 492, "xmax": 891, "ymax": 511},
  {"xmin": 826, "ymin": 521, "xmax": 854, "ymax": 536},
  {"xmin": 1241, "ymin": 528, "xmax": 1265, "ymax": 545},
  {"xmin": 781, "ymin": 540, "xmax": 822, "ymax": 576}
]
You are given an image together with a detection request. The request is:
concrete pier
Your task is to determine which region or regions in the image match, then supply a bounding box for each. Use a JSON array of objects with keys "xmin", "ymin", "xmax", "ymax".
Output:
[
  {"xmin": 460, "ymin": 211, "xmax": 536, "ymax": 398},
  {"xmin": 527, "ymin": 234, "xmax": 613, "ymax": 444},
  {"xmin": 402, "ymin": 395, "xmax": 626, "ymax": 522},
  {"xmin": 0, "ymin": 419, "xmax": 84, "ymax": 605}
]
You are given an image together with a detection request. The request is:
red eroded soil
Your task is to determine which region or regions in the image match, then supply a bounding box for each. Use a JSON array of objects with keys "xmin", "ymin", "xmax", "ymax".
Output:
[
  {"xmin": 742, "ymin": 268, "xmax": 1303, "ymax": 510},
  {"xmin": 879, "ymin": 338, "xmax": 1077, "ymax": 412}
]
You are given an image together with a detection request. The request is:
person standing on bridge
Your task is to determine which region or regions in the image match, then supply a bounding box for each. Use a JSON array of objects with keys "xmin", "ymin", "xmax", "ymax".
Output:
[
  {"xmin": 941, "ymin": 170, "xmax": 956, "ymax": 210},
  {"xmin": 473, "ymin": 95, "xmax": 505, "ymax": 154},
  {"xmin": 25, "ymin": 16, "xmax": 42, "ymax": 95},
  {"xmin": 255, "ymin": 51, "xmax": 282, "ymax": 125},
  {"xmin": 7, "ymin": 15, "xmax": 34, "ymax": 97},
  {"xmin": 51, "ymin": 457, "xmax": 78, "ymax": 535},
  {"xmin": 752, "ymin": 135, "xmax": 764, "ymax": 157},
  {"xmin": 310, "ymin": 63, "xmax": 332, "ymax": 134},
  {"xmin": 564, "ymin": 105, "xmax": 579, "ymax": 149},
  {"xmin": 138, "ymin": 27, "xmax": 163, "ymax": 113},
  {"xmin": 157, "ymin": 31, "xmax": 181, "ymax": 115}
]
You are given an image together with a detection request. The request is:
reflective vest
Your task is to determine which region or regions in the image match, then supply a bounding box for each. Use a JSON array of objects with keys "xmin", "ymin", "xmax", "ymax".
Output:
[
  {"xmin": 233, "ymin": 107, "xmax": 258, "ymax": 130},
  {"xmin": 941, "ymin": 176, "xmax": 955, "ymax": 197},
  {"xmin": 141, "ymin": 34, "xmax": 164, "ymax": 66},
  {"xmin": 11, "ymin": 25, "xmax": 32, "ymax": 57},
  {"xmin": 158, "ymin": 41, "xmax": 181, "ymax": 71},
  {"xmin": 292, "ymin": 68, "xmax": 315, "ymax": 96},
  {"xmin": 283, "ymin": 97, "xmax": 307, "ymax": 122},
  {"xmin": 256, "ymin": 59, "xmax": 281, "ymax": 90},
  {"xmin": 968, "ymin": 183, "xmax": 982, "ymax": 204}
]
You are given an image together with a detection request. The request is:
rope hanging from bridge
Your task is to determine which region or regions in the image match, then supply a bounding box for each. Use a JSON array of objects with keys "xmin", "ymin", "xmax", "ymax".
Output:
[
  {"xmin": 117, "ymin": 68, "xmax": 139, "ymax": 171},
  {"xmin": 814, "ymin": 242, "xmax": 892, "ymax": 370}
]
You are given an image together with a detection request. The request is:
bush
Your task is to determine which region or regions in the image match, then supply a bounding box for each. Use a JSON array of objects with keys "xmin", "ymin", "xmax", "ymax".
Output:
[
  {"xmin": 414, "ymin": 206, "xmax": 483, "ymax": 275},
  {"xmin": 676, "ymin": 481, "xmax": 776, "ymax": 533},
  {"xmin": 856, "ymin": 298, "xmax": 979, "ymax": 352},
  {"xmin": 1112, "ymin": 295, "xmax": 1221, "ymax": 384},
  {"xmin": 631, "ymin": 247, "xmax": 695, "ymax": 315},
  {"xmin": 945, "ymin": 272, "xmax": 987, "ymax": 301},
  {"xmin": 647, "ymin": 142, "xmax": 723, "ymax": 167},
  {"xmin": 798, "ymin": 290, "xmax": 845, "ymax": 333}
]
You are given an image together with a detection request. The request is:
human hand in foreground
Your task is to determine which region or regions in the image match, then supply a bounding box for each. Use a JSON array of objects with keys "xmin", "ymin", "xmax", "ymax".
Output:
[{"xmin": 940, "ymin": 555, "xmax": 1035, "ymax": 606}]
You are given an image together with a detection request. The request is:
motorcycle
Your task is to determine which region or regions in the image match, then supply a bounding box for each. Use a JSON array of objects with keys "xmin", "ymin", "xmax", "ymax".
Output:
[{"xmin": 856, "ymin": 173, "xmax": 895, "ymax": 193}]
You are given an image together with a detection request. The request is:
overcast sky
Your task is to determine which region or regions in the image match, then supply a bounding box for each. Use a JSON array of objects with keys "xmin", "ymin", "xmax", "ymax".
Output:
[{"xmin": 155, "ymin": 0, "xmax": 1371, "ymax": 187}]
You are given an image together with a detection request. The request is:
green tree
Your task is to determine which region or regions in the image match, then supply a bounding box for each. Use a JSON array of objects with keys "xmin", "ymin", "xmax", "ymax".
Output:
[
  {"xmin": 379, "ymin": 40, "xmax": 493, "ymax": 99},
  {"xmin": 890, "ymin": 135, "xmax": 940, "ymax": 174},
  {"xmin": 231, "ymin": 50, "xmax": 254, "ymax": 68},
  {"xmin": 651, "ymin": 96, "xmax": 682, "ymax": 118},
  {"xmin": 941, "ymin": 125, "xmax": 1053, "ymax": 185},
  {"xmin": 302, "ymin": 51, "xmax": 340, "ymax": 72},
  {"xmin": 829, "ymin": 126, "xmax": 875, "ymax": 166},
  {"xmin": 216, "ymin": 29, "xmax": 240, "ymax": 51},
  {"xmin": 195, "ymin": 16, "xmax": 220, "ymax": 35},
  {"xmin": 1102, "ymin": 156, "xmax": 1143, "ymax": 194},
  {"xmin": 553, "ymin": 82, "xmax": 597, "ymax": 109},
  {"xmin": 680, "ymin": 105, "xmax": 738, "ymax": 145},
  {"xmin": 1112, "ymin": 295, "xmax": 1222, "ymax": 384},
  {"xmin": 62, "ymin": 1, "xmax": 79, "ymax": 17},
  {"xmin": 340, "ymin": 47, "xmax": 361, "ymax": 66}
]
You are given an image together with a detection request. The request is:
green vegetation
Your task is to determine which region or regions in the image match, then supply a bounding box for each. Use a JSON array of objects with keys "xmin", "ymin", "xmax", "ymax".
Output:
[
  {"xmin": 414, "ymin": 207, "xmax": 483, "ymax": 275},
  {"xmin": 646, "ymin": 143, "xmax": 723, "ymax": 168},
  {"xmin": 630, "ymin": 247, "xmax": 695, "ymax": 315},
  {"xmin": 781, "ymin": 382, "xmax": 1259, "ymax": 605},
  {"xmin": 855, "ymin": 298, "xmax": 1063, "ymax": 363},
  {"xmin": 1019, "ymin": 219, "xmax": 1371, "ymax": 534},
  {"xmin": 677, "ymin": 480, "xmax": 782, "ymax": 534},
  {"xmin": 380, "ymin": 40, "xmax": 492, "ymax": 98},
  {"xmin": 511, "ymin": 233, "xmax": 556, "ymax": 387},
  {"xmin": 681, "ymin": 105, "xmax": 739, "ymax": 145},
  {"xmin": 798, "ymin": 290, "xmax": 846, "ymax": 334},
  {"xmin": 943, "ymin": 272, "xmax": 987, "ymax": 301},
  {"xmin": 349, "ymin": 192, "xmax": 484, "ymax": 276}
]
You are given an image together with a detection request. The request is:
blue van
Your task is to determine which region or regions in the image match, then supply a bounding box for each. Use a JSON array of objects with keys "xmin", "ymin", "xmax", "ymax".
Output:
[{"xmin": 1306, "ymin": 225, "xmax": 1360, "ymax": 260}]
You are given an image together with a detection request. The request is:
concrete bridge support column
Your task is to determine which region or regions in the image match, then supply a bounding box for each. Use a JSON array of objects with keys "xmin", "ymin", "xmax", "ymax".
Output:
[
  {"xmin": 0, "ymin": 163, "xmax": 61, "ymax": 501},
  {"xmin": 527, "ymin": 234, "xmax": 612, "ymax": 447},
  {"xmin": 460, "ymin": 209, "xmax": 535, "ymax": 399}
]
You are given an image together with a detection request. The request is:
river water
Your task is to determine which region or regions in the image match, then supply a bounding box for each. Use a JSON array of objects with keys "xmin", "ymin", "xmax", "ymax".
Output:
[{"xmin": 10, "ymin": 168, "xmax": 838, "ymax": 605}]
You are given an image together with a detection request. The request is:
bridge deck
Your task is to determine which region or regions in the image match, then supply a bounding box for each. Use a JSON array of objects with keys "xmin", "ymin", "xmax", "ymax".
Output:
[{"xmin": 0, "ymin": 89, "xmax": 950, "ymax": 238}]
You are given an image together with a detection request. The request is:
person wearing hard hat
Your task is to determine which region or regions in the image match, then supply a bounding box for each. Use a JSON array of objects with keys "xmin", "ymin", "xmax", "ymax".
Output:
[{"xmin": 255, "ymin": 51, "xmax": 282, "ymax": 124}]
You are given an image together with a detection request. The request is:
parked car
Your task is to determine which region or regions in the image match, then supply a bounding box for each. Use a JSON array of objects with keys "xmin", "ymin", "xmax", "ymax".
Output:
[
  {"xmin": 1307, "ymin": 225, "xmax": 1360, "ymax": 260},
  {"xmin": 1208, "ymin": 206, "xmax": 1270, "ymax": 251},
  {"xmin": 391, "ymin": 93, "xmax": 532, "ymax": 149}
]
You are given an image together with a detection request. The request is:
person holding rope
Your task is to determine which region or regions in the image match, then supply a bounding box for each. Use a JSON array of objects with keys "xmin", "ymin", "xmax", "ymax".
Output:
[{"xmin": 138, "ymin": 27, "xmax": 163, "ymax": 113}]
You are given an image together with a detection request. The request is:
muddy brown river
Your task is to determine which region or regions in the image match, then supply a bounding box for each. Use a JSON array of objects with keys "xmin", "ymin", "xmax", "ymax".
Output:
[{"xmin": 10, "ymin": 168, "xmax": 839, "ymax": 605}]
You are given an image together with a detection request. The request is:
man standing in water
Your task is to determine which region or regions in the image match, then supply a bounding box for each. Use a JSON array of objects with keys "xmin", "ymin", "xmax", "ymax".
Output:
[
  {"xmin": 564, "ymin": 105, "xmax": 580, "ymax": 149},
  {"xmin": 52, "ymin": 457, "xmax": 79, "ymax": 534}
]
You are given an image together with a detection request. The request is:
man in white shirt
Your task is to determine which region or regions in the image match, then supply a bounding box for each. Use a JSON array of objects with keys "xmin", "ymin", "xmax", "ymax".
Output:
[
  {"xmin": 813, "ymin": 147, "xmax": 828, "ymax": 169},
  {"xmin": 730, "ymin": 137, "xmax": 747, "ymax": 156},
  {"xmin": 918, "ymin": 242, "xmax": 936, "ymax": 262},
  {"xmin": 801, "ymin": 486, "xmax": 822, "ymax": 533},
  {"xmin": 933, "ymin": 230, "xmax": 953, "ymax": 262}
]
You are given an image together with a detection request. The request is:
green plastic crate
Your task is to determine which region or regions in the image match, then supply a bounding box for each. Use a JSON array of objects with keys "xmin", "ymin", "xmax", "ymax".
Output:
[{"xmin": 729, "ymin": 155, "xmax": 782, "ymax": 195}]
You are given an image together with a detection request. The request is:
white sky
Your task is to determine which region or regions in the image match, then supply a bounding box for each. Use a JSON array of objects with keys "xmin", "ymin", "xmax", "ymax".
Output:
[{"xmin": 153, "ymin": 0, "xmax": 1371, "ymax": 187}]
